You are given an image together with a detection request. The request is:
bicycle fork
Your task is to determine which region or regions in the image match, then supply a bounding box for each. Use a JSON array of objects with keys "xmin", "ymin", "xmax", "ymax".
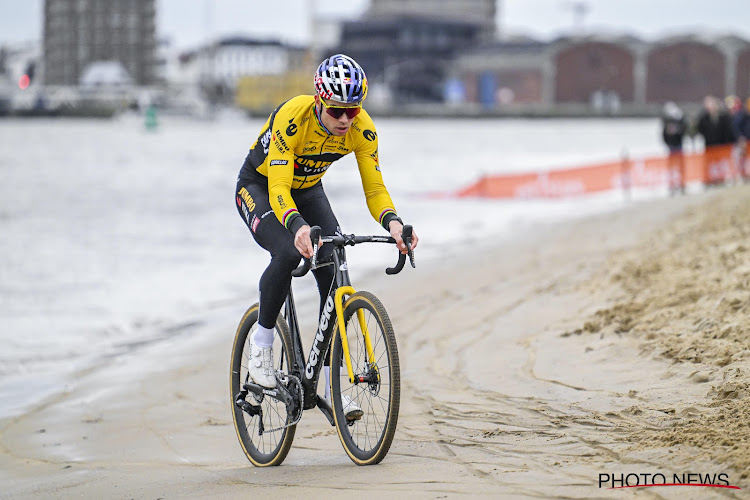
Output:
[{"xmin": 334, "ymin": 286, "xmax": 378, "ymax": 384}]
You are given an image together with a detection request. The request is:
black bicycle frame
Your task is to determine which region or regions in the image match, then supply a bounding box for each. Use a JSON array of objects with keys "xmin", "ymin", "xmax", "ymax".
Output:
[{"xmin": 285, "ymin": 245, "xmax": 352, "ymax": 410}]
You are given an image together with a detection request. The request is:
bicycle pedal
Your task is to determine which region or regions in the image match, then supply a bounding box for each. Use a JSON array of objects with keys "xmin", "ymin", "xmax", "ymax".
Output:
[{"xmin": 346, "ymin": 409, "xmax": 364, "ymax": 422}]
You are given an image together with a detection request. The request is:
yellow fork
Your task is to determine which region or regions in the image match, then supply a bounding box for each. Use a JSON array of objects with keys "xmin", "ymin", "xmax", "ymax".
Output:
[{"xmin": 334, "ymin": 286, "xmax": 377, "ymax": 383}]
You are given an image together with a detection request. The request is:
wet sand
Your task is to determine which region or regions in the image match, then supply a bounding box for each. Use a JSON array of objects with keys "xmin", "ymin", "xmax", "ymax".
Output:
[{"xmin": 2, "ymin": 185, "xmax": 749, "ymax": 499}]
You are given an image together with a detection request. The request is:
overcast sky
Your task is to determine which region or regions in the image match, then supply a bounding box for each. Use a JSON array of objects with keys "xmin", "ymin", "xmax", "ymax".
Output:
[{"xmin": 3, "ymin": 0, "xmax": 750, "ymax": 50}]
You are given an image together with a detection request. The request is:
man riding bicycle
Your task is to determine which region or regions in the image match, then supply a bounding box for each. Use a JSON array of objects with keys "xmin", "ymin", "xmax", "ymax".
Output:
[{"xmin": 235, "ymin": 54, "xmax": 419, "ymax": 417}]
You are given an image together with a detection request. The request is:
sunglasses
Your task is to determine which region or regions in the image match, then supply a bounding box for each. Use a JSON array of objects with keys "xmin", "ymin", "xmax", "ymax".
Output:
[{"xmin": 320, "ymin": 99, "xmax": 362, "ymax": 119}]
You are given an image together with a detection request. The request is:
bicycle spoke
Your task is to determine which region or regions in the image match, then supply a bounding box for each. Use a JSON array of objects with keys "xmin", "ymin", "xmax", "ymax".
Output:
[
  {"xmin": 329, "ymin": 293, "xmax": 399, "ymax": 464},
  {"xmin": 232, "ymin": 309, "xmax": 296, "ymax": 465}
]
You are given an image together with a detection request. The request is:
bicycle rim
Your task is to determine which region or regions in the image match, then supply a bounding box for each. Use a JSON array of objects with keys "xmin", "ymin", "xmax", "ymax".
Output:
[
  {"xmin": 331, "ymin": 291, "xmax": 400, "ymax": 465},
  {"xmin": 230, "ymin": 304, "xmax": 296, "ymax": 466}
]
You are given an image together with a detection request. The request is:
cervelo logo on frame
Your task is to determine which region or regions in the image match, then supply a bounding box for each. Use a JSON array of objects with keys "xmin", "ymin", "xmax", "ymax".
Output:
[
  {"xmin": 598, "ymin": 472, "xmax": 740, "ymax": 490},
  {"xmin": 305, "ymin": 296, "xmax": 335, "ymax": 379}
]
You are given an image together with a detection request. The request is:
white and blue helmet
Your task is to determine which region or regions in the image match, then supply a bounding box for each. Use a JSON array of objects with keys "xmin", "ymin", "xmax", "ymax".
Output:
[{"xmin": 314, "ymin": 54, "xmax": 368, "ymax": 104}]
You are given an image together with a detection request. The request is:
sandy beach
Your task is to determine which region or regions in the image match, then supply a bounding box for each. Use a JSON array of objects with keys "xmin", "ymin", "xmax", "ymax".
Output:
[{"xmin": 2, "ymin": 184, "xmax": 749, "ymax": 499}]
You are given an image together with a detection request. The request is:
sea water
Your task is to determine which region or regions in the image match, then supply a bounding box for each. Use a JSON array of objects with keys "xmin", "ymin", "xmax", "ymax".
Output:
[{"xmin": 0, "ymin": 113, "xmax": 668, "ymax": 416}]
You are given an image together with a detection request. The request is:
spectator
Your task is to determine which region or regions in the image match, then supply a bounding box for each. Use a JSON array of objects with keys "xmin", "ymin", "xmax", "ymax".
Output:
[
  {"xmin": 695, "ymin": 95, "xmax": 735, "ymax": 147},
  {"xmin": 731, "ymin": 97, "xmax": 750, "ymax": 180},
  {"xmin": 695, "ymin": 95, "xmax": 735, "ymax": 185},
  {"xmin": 662, "ymin": 102, "xmax": 687, "ymax": 194},
  {"xmin": 725, "ymin": 95, "xmax": 742, "ymax": 117}
]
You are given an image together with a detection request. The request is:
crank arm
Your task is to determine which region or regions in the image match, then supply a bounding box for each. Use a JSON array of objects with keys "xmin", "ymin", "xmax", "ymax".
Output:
[
  {"xmin": 242, "ymin": 381, "xmax": 294, "ymax": 407},
  {"xmin": 315, "ymin": 395, "xmax": 335, "ymax": 427}
]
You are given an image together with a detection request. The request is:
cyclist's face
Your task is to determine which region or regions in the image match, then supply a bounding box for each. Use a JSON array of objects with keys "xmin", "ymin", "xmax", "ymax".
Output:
[{"xmin": 317, "ymin": 96, "xmax": 359, "ymax": 136}]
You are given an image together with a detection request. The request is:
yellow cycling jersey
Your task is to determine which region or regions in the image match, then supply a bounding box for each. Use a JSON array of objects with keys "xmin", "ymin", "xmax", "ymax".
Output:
[{"xmin": 238, "ymin": 95, "xmax": 398, "ymax": 233}]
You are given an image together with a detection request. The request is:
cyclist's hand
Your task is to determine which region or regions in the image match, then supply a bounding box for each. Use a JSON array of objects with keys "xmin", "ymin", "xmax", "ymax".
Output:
[
  {"xmin": 389, "ymin": 220, "xmax": 418, "ymax": 255},
  {"xmin": 294, "ymin": 225, "xmax": 314, "ymax": 258}
]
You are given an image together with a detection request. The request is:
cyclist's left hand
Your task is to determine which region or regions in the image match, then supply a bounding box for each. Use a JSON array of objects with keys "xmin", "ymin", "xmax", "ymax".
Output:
[{"xmin": 389, "ymin": 220, "xmax": 418, "ymax": 255}]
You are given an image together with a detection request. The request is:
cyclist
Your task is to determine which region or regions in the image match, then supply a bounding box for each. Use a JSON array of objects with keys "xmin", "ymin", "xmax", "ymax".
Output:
[{"xmin": 235, "ymin": 54, "xmax": 418, "ymax": 416}]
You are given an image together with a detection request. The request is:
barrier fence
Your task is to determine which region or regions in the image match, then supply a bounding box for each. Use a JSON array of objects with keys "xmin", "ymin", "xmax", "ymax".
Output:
[{"xmin": 454, "ymin": 145, "xmax": 749, "ymax": 199}]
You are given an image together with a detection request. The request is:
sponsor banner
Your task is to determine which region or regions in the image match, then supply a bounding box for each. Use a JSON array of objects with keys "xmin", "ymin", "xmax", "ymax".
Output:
[{"xmin": 452, "ymin": 145, "xmax": 739, "ymax": 199}]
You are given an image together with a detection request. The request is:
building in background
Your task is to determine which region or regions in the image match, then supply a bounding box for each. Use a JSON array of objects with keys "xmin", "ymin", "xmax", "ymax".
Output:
[
  {"xmin": 197, "ymin": 37, "xmax": 305, "ymax": 104},
  {"xmin": 15, "ymin": 0, "xmax": 750, "ymax": 118},
  {"xmin": 334, "ymin": 17, "xmax": 482, "ymax": 106},
  {"xmin": 168, "ymin": 36, "xmax": 307, "ymax": 114},
  {"xmin": 367, "ymin": 0, "xmax": 497, "ymax": 41},
  {"xmin": 43, "ymin": 0, "xmax": 157, "ymax": 86},
  {"xmin": 329, "ymin": 0, "xmax": 492, "ymax": 107},
  {"xmin": 451, "ymin": 34, "xmax": 750, "ymax": 115}
]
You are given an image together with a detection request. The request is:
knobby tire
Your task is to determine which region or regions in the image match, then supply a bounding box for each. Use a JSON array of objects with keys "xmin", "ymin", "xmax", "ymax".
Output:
[
  {"xmin": 230, "ymin": 304, "xmax": 296, "ymax": 466},
  {"xmin": 330, "ymin": 291, "xmax": 400, "ymax": 465}
]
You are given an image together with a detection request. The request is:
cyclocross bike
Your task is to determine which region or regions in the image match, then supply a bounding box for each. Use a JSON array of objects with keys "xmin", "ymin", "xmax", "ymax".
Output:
[{"xmin": 231, "ymin": 225, "xmax": 415, "ymax": 466}]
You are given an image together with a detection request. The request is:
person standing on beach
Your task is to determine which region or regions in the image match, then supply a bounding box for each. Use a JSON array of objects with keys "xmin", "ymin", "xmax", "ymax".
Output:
[
  {"xmin": 661, "ymin": 101, "xmax": 687, "ymax": 194},
  {"xmin": 234, "ymin": 54, "xmax": 418, "ymax": 413},
  {"xmin": 731, "ymin": 97, "xmax": 750, "ymax": 181},
  {"xmin": 695, "ymin": 95, "xmax": 735, "ymax": 185}
]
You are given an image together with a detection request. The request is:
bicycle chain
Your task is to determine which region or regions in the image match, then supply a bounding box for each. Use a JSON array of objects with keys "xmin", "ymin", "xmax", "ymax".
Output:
[{"xmin": 258, "ymin": 372, "xmax": 303, "ymax": 435}]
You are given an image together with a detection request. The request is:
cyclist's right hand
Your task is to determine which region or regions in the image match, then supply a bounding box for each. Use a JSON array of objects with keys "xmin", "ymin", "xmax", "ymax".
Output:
[
  {"xmin": 388, "ymin": 220, "xmax": 418, "ymax": 255},
  {"xmin": 294, "ymin": 225, "xmax": 314, "ymax": 258}
]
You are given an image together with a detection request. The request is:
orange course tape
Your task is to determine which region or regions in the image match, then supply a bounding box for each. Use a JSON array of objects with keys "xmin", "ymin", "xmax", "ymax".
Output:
[{"xmin": 454, "ymin": 145, "xmax": 743, "ymax": 199}]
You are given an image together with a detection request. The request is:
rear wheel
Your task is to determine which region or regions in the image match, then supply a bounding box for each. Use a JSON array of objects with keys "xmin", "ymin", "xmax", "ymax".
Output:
[
  {"xmin": 330, "ymin": 291, "xmax": 400, "ymax": 465},
  {"xmin": 230, "ymin": 303, "xmax": 296, "ymax": 466}
]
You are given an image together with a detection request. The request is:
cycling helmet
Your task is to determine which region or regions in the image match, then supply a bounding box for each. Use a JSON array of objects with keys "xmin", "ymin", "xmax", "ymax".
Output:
[{"xmin": 314, "ymin": 54, "xmax": 368, "ymax": 104}]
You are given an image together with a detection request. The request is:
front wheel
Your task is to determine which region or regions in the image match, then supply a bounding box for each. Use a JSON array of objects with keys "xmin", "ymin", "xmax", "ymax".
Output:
[
  {"xmin": 230, "ymin": 303, "xmax": 297, "ymax": 466},
  {"xmin": 330, "ymin": 291, "xmax": 400, "ymax": 465}
]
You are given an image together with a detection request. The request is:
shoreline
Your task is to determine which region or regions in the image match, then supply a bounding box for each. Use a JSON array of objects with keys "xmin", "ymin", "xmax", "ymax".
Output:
[{"xmin": 3, "ymin": 185, "xmax": 748, "ymax": 498}]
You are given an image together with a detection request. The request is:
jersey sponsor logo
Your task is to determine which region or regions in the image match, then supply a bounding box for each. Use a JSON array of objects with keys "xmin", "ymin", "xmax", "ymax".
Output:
[
  {"xmin": 260, "ymin": 128, "xmax": 272, "ymax": 154},
  {"xmin": 236, "ymin": 196, "xmax": 251, "ymax": 224},
  {"xmin": 251, "ymin": 215, "xmax": 260, "ymax": 233},
  {"xmin": 363, "ymin": 129, "xmax": 376, "ymax": 141},
  {"xmin": 239, "ymin": 187, "xmax": 256, "ymax": 211},
  {"xmin": 305, "ymin": 295, "xmax": 335, "ymax": 379},
  {"xmin": 295, "ymin": 156, "xmax": 333, "ymax": 171},
  {"xmin": 294, "ymin": 162, "xmax": 330, "ymax": 175},
  {"xmin": 269, "ymin": 159, "xmax": 288, "ymax": 166},
  {"xmin": 277, "ymin": 195, "xmax": 287, "ymax": 209},
  {"xmin": 286, "ymin": 118, "xmax": 298, "ymax": 136},
  {"xmin": 273, "ymin": 130, "xmax": 290, "ymax": 152},
  {"xmin": 302, "ymin": 145, "xmax": 317, "ymax": 152}
]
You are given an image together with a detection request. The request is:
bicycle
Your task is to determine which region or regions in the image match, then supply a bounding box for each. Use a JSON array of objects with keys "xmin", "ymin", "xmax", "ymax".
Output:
[{"xmin": 230, "ymin": 225, "xmax": 415, "ymax": 466}]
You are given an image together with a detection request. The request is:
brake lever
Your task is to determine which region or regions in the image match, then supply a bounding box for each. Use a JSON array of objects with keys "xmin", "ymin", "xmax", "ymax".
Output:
[
  {"xmin": 291, "ymin": 225, "xmax": 321, "ymax": 277},
  {"xmin": 310, "ymin": 226, "xmax": 321, "ymax": 268},
  {"xmin": 404, "ymin": 232, "xmax": 415, "ymax": 269},
  {"xmin": 385, "ymin": 225, "xmax": 415, "ymax": 275}
]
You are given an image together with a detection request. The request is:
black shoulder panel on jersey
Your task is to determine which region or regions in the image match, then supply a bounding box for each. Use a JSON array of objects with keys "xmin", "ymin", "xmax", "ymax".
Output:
[{"xmin": 239, "ymin": 99, "xmax": 290, "ymax": 179}]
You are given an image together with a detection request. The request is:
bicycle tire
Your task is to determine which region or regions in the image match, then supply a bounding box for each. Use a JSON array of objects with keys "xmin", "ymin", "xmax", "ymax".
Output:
[
  {"xmin": 330, "ymin": 291, "xmax": 400, "ymax": 465},
  {"xmin": 230, "ymin": 303, "xmax": 297, "ymax": 466}
]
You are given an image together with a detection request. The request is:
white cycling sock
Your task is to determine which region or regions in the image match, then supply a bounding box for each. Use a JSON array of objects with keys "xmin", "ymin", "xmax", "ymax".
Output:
[
  {"xmin": 254, "ymin": 325, "xmax": 275, "ymax": 348},
  {"xmin": 324, "ymin": 366, "xmax": 330, "ymax": 400}
]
